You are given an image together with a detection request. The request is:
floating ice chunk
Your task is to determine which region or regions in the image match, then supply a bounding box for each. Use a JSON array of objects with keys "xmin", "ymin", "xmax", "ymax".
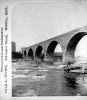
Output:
[
  {"xmin": 39, "ymin": 69, "xmax": 48, "ymax": 72},
  {"xmin": 12, "ymin": 68, "xmax": 16, "ymax": 72},
  {"xmin": 14, "ymin": 90, "xmax": 37, "ymax": 96},
  {"xmin": 22, "ymin": 90, "xmax": 37, "ymax": 96},
  {"xmin": 13, "ymin": 74, "xmax": 26, "ymax": 78},
  {"xmin": 57, "ymin": 65, "xmax": 65, "ymax": 68},
  {"xmin": 30, "ymin": 75, "xmax": 46, "ymax": 80},
  {"xmin": 76, "ymin": 93, "xmax": 81, "ymax": 96}
]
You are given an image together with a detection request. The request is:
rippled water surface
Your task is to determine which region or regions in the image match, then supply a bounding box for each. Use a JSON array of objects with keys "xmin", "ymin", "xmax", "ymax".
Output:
[{"xmin": 12, "ymin": 61, "xmax": 87, "ymax": 96}]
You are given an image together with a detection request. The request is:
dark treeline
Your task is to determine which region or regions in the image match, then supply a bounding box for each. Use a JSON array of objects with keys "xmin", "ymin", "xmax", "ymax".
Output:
[{"xmin": 12, "ymin": 52, "xmax": 22, "ymax": 59}]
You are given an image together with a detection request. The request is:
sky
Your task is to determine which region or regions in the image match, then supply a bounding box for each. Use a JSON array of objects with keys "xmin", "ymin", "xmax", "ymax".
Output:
[{"xmin": 12, "ymin": 0, "xmax": 87, "ymax": 57}]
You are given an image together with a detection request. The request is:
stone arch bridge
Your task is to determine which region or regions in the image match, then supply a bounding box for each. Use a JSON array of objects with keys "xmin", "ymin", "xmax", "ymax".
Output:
[{"xmin": 22, "ymin": 26, "xmax": 87, "ymax": 64}]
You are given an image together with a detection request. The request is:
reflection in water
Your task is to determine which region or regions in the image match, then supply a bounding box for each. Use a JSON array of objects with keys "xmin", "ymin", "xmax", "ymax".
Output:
[
  {"xmin": 12, "ymin": 61, "xmax": 87, "ymax": 96},
  {"xmin": 64, "ymin": 72, "xmax": 79, "ymax": 89}
]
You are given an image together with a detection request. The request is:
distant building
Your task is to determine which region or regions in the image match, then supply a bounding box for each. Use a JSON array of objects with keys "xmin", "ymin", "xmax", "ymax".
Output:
[
  {"xmin": 11, "ymin": 42, "xmax": 22, "ymax": 59},
  {"xmin": 12, "ymin": 41, "xmax": 16, "ymax": 52}
]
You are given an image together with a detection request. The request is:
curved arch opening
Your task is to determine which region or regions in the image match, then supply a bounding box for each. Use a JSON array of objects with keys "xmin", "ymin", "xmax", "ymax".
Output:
[
  {"xmin": 47, "ymin": 41, "xmax": 62, "ymax": 61},
  {"xmin": 28, "ymin": 48, "xmax": 33, "ymax": 59},
  {"xmin": 24, "ymin": 50, "xmax": 26, "ymax": 57},
  {"xmin": 66, "ymin": 32, "xmax": 87, "ymax": 63},
  {"xmin": 75, "ymin": 35, "xmax": 87, "ymax": 62},
  {"xmin": 47, "ymin": 41, "xmax": 58, "ymax": 54},
  {"xmin": 35, "ymin": 45, "xmax": 44, "ymax": 59}
]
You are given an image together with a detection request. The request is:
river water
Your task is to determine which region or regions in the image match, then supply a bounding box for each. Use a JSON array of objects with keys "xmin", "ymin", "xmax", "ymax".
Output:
[{"xmin": 12, "ymin": 61, "xmax": 87, "ymax": 96}]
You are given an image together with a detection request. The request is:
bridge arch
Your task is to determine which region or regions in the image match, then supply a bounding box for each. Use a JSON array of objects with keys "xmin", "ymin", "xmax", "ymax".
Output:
[
  {"xmin": 65, "ymin": 32, "xmax": 87, "ymax": 63},
  {"xmin": 35, "ymin": 45, "xmax": 44, "ymax": 59},
  {"xmin": 46, "ymin": 41, "xmax": 62, "ymax": 61},
  {"xmin": 24, "ymin": 50, "xmax": 26, "ymax": 57},
  {"xmin": 28, "ymin": 48, "xmax": 34, "ymax": 59},
  {"xmin": 47, "ymin": 41, "xmax": 62, "ymax": 54}
]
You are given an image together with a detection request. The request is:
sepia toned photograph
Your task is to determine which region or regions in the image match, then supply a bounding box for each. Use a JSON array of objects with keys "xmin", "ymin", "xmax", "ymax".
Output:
[
  {"xmin": 1, "ymin": 0, "xmax": 87, "ymax": 99},
  {"xmin": 11, "ymin": 1, "xmax": 87, "ymax": 97}
]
